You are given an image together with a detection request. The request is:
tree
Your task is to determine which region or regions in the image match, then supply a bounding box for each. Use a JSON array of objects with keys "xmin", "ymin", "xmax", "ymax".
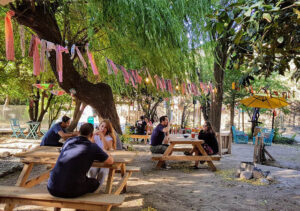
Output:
[{"xmin": 3, "ymin": 0, "xmax": 213, "ymax": 133}]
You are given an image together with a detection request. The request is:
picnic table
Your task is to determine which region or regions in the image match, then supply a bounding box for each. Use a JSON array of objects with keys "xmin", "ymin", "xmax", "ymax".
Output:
[
  {"xmin": 14, "ymin": 146, "xmax": 137, "ymax": 194},
  {"xmin": 25, "ymin": 121, "xmax": 40, "ymax": 139},
  {"xmin": 152, "ymin": 136, "xmax": 220, "ymax": 171}
]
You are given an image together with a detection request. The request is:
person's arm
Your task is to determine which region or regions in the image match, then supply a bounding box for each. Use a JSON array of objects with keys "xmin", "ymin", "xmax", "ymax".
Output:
[
  {"xmin": 103, "ymin": 154, "xmax": 114, "ymax": 164},
  {"xmin": 58, "ymin": 130, "xmax": 78, "ymax": 140},
  {"xmin": 162, "ymin": 123, "xmax": 170, "ymax": 133},
  {"xmin": 94, "ymin": 146, "xmax": 114, "ymax": 164}
]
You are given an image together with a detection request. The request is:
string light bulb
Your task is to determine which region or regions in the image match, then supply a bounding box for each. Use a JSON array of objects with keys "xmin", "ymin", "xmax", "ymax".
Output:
[{"xmin": 145, "ymin": 77, "xmax": 150, "ymax": 84}]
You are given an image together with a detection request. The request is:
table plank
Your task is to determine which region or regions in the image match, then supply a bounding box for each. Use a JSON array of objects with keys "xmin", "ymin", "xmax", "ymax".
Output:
[{"xmin": 15, "ymin": 147, "xmax": 136, "ymax": 164}]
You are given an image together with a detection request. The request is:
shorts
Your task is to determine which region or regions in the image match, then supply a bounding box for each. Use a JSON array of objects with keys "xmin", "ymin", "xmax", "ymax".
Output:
[{"xmin": 150, "ymin": 144, "xmax": 169, "ymax": 154}]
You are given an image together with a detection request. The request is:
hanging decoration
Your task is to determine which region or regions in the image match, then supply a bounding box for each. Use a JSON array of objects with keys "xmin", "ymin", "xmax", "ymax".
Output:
[
  {"xmin": 5, "ymin": 10, "xmax": 15, "ymax": 61},
  {"xmin": 56, "ymin": 45, "xmax": 69, "ymax": 82},
  {"xmin": 51, "ymin": 90, "xmax": 65, "ymax": 96},
  {"xmin": 86, "ymin": 44, "xmax": 99, "ymax": 76},
  {"xmin": 32, "ymin": 83, "xmax": 54, "ymax": 90}
]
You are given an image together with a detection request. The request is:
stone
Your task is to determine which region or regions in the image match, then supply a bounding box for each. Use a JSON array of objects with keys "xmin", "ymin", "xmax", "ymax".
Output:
[
  {"xmin": 253, "ymin": 169, "xmax": 264, "ymax": 179},
  {"xmin": 266, "ymin": 175, "xmax": 274, "ymax": 181},
  {"xmin": 260, "ymin": 178, "xmax": 269, "ymax": 185},
  {"xmin": 235, "ymin": 169, "xmax": 241, "ymax": 178},
  {"xmin": 240, "ymin": 171, "xmax": 253, "ymax": 180},
  {"xmin": 240, "ymin": 162, "xmax": 254, "ymax": 172}
]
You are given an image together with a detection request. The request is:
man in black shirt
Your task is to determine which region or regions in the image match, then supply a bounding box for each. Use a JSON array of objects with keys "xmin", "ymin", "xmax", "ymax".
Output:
[{"xmin": 47, "ymin": 123, "xmax": 113, "ymax": 198}]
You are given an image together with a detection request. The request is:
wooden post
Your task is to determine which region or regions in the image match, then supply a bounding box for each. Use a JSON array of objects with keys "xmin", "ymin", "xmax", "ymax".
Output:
[{"xmin": 242, "ymin": 110, "xmax": 245, "ymax": 132}]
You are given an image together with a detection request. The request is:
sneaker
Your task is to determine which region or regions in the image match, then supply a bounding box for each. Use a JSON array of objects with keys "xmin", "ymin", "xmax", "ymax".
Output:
[
  {"xmin": 162, "ymin": 163, "xmax": 171, "ymax": 169},
  {"xmin": 192, "ymin": 165, "xmax": 199, "ymax": 169},
  {"xmin": 184, "ymin": 151, "xmax": 192, "ymax": 156}
]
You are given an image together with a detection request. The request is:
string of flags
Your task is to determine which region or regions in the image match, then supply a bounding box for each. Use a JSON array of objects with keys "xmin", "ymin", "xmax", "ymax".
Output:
[
  {"xmin": 231, "ymin": 82, "xmax": 294, "ymax": 99},
  {"xmin": 4, "ymin": 10, "xmax": 215, "ymax": 97}
]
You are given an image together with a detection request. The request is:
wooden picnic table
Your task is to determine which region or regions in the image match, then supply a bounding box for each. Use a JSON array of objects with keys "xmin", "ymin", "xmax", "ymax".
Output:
[
  {"xmin": 14, "ymin": 146, "xmax": 137, "ymax": 194},
  {"xmin": 152, "ymin": 136, "xmax": 220, "ymax": 171}
]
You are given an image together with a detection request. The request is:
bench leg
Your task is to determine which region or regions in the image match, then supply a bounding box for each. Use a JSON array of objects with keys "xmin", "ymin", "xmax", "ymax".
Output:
[
  {"xmin": 195, "ymin": 142, "xmax": 217, "ymax": 171},
  {"xmin": 155, "ymin": 143, "xmax": 175, "ymax": 169},
  {"xmin": 120, "ymin": 164, "xmax": 127, "ymax": 193},
  {"xmin": 4, "ymin": 203, "xmax": 14, "ymax": 211},
  {"xmin": 105, "ymin": 169, "xmax": 115, "ymax": 194}
]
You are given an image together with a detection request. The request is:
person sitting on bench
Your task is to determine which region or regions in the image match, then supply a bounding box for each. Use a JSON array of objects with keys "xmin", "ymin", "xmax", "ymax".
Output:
[
  {"xmin": 150, "ymin": 116, "xmax": 170, "ymax": 154},
  {"xmin": 40, "ymin": 116, "xmax": 78, "ymax": 146},
  {"xmin": 185, "ymin": 121, "xmax": 219, "ymax": 169},
  {"xmin": 47, "ymin": 123, "xmax": 114, "ymax": 198}
]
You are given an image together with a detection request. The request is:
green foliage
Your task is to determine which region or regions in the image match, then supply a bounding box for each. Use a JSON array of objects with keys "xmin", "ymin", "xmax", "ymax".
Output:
[{"xmin": 273, "ymin": 126, "xmax": 297, "ymax": 145}]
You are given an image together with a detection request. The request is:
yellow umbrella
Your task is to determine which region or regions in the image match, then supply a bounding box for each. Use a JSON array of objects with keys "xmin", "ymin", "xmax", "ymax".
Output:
[{"xmin": 240, "ymin": 94, "xmax": 288, "ymax": 109}]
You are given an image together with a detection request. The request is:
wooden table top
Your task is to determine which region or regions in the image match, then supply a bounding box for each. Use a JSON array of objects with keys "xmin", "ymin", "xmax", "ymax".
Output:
[
  {"xmin": 15, "ymin": 146, "xmax": 137, "ymax": 164},
  {"xmin": 169, "ymin": 136, "xmax": 204, "ymax": 144}
]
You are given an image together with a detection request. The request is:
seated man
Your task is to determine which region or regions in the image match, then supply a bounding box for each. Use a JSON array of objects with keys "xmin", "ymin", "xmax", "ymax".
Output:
[
  {"xmin": 150, "ymin": 115, "xmax": 170, "ymax": 154},
  {"xmin": 47, "ymin": 123, "xmax": 113, "ymax": 198},
  {"xmin": 40, "ymin": 116, "xmax": 78, "ymax": 146}
]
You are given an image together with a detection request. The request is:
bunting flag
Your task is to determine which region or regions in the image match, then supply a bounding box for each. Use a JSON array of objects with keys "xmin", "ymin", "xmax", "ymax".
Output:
[
  {"xmin": 19, "ymin": 25, "xmax": 25, "ymax": 57},
  {"xmin": 29, "ymin": 35, "xmax": 41, "ymax": 76},
  {"xmin": 86, "ymin": 45, "xmax": 99, "ymax": 76},
  {"xmin": 75, "ymin": 46, "xmax": 87, "ymax": 69},
  {"xmin": 5, "ymin": 10, "xmax": 15, "ymax": 61},
  {"xmin": 108, "ymin": 59, "xmax": 119, "ymax": 75},
  {"xmin": 40, "ymin": 39, "xmax": 46, "ymax": 72},
  {"xmin": 51, "ymin": 90, "xmax": 65, "ymax": 96},
  {"xmin": 128, "ymin": 71, "xmax": 137, "ymax": 88},
  {"xmin": 32, "ymin": 83, "xmax": 54, "ymax": 90},
  {"xmin": 46, "ymin": 41, "xmax": 56, "ymax": 57},
  {"xmin": 135, "ymin": 70, "xmax": 142, "ymax": 84},
  {"xmin": 118, "ymin": 65, "xmax": 130, "ymax": 84},
  {"xmin": 232, "ymin": 82, "xmax": 235, "ymax": 90},
  {"xmin": 70, "ymin": 44, "xmax": 75, "ymax": 59},
  {"xmin": 56, "ymin": 45, "xmax": 69, "ymax": 82},
  {"xmin": 154, "ymin": 75, "xmax": 159, "ymax": 90},
  {"xmin": 105, "ymin": 58, "xmax": 113, "ymax": 75}
]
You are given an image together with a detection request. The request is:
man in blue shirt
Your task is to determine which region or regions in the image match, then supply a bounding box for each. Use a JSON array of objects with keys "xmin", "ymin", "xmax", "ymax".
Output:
[
  {"xmin": 150, "ymin": 116, "xmax": 170, "ymax": 154},
  {"xmin": 41, "ymin": 116, "xmax": 78, "ymax": 146},
  {"xmin": 47, "ymin": 123, "xmax": 113, "ymax": 198}
]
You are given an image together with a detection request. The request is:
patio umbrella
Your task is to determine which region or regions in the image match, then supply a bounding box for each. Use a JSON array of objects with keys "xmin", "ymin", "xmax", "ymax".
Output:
[
  {"xmin": 240, "ymin": 94, "xmax": 289, "ymax": 129},
  {"xmin": 240, "ymin": 94, "xmax": 288, "ymax": 109}
]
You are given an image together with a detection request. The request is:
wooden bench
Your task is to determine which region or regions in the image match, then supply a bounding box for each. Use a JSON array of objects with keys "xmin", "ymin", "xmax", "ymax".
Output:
[
  {"xmin": 0, "ymin": 186, "xmax": 125, "ymax": 211},
  {"xmin": 124, "ymin": 134, "xmax": 150, "ymax": 144}
]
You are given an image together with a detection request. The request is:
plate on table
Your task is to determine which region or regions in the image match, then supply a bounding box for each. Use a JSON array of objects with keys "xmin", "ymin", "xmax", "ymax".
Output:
[{"xmin": 183, "ymin": 134, "xmax": 189, "ymax": 138}]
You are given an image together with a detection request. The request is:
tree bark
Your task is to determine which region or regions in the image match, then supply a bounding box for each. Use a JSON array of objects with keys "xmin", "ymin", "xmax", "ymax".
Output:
[
  {"xmin": 4, "ymin": 95, "xmax": 9, "ymax": 107},
  {"xmin": 211, "ymin": 42, "xmax": 229, "ymax": 132},
  {"xmin": 11, "ymin": 1, "xmax": 122, "ymax": 133},
  {"xmin": 68, "ymin": 98, "xmax": 87, "ymax": 131}
]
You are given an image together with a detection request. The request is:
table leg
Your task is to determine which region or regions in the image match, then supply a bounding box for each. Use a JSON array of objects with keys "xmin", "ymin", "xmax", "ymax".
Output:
[
  {"xmin": 4, "ymin": 163, "xmax": 34, "ymax": 210},
  {"xmin": 105, "ymin": 168, "xmax": 115, "ymax": 194},
  {"xmin": 195, "ymin": 142, "xmax": 216, "ymax": 171},
  {"xmin": 16, "ymin": 163, "xmax": 34, "ymax": 186},
  {"xmin": 155, "ymin": 143, "xmax": 175, "ymax": 169},
  {"xmin": 120, "ymin": 163, "xmax": 127, "ymax": 193}
]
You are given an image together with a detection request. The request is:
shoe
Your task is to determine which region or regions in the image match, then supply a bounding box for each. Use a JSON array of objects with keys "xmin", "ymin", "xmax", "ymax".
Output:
[
  {"xmin": 192, "ymin": 165, "xmax": 199, "ymax": 169},
  {"xmin": 184, "ymin": 151, "xmax": 192, "ymax": 156},
  {"xmin": 162, "ymin": 163, "xmax": 171, "ymax": 169},
  {"xmin": 200, "ymin": 161, "xmax": 205, "ymax": 164}
]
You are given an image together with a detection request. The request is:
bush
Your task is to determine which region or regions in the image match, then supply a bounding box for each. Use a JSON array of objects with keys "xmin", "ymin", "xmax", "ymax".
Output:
[{"xmin": 273, "ymin": 136, "xmax": 297, "ymax": 145}]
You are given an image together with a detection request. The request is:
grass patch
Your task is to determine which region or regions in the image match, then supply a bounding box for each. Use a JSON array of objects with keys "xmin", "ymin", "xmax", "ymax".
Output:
[
  {"xmin": 142, "ymin": 207, "xmax": 157, "ymax": 211},
  {"xmin": 169, "ymin": 162, "xmax": 193, "ymax": 173},
  {"xmin": 216, "ymin": 169, "xmax": 269, "ymax": 186}
]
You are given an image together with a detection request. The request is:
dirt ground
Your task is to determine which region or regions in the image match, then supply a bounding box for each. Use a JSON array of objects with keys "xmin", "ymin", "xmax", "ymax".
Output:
[{"xmin": 0, "ymin": 137, "xmax": 300, "ymax": 211}]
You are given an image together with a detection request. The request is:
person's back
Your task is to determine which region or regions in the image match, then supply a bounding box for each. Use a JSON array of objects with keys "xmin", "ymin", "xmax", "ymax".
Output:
[
  {"xmin": 47, "ymin": 123, "xmax": 113, "ymax": 198},
  {"xmin": 41, "ymin": 123, "xmax": 65, "ymax": 146}
]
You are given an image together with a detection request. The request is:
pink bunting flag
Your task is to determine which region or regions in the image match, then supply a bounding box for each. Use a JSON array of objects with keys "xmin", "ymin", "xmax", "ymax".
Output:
[
  {"xmin": 209, "ymin": 83, "xmax": 213, "ymax": 92},
  {"xmin": 75, "ymin": 46, "xmax": 87, "ymax": 69},
  {"xmin": 154, "ymin": 75, "xmax": 159, "ymax": 90},
  {"xmin": 86, "ymin": 45, "xmax": 99, "ymax": 76},
  {"xmin": 118, "ymin": 65, "xmax": 130, "ymax": 84},
  {"xmin": 19, "ymin": 25, "xmax": 25, "ymax": 57},
  {"xmin": 161, "ymin": 77, "xmax": 166, "ymax": 90},
  {"xmin": 40, "ymin": 39, "xmax": 46, "ymax": 72},
  {"xmin": 105, "ymin": 58, "xmax": 113, "ymax": 75},
  {"xmin": 169, "ymin": 80, "xmax": 173, "ymax": 93},
  {"xmin": 29, "ymin": 35, "xmax": 41, "ymax": 76},
  {"xmin": 135, "ymin": 70, "xmax": 142, "ymax": 84},
  {"xmin": 56, "ymin": 45, "xmax": 69, "ymax": 82},
  {"xmin": 51, "ymin": 90, "xmax": 65, "ymax": 96},
  {"xmin": 5, "ymin": 10, "xmax": 15, "ymax": 61},
  {"xmin": 109, "ymin": 59, "xmax": 119, "ymax": 75}
]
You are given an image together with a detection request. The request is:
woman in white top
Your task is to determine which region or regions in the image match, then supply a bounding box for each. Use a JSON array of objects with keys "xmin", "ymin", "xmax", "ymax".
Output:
[{"xmin": 88, "ymin": 119, "xmax": 116, "ymax": 186}]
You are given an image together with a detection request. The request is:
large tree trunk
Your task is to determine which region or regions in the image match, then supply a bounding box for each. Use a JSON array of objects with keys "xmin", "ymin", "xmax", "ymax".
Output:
[
  {"xmin": 11, "ymin": 1, "xmax": 122, "ymax": 133},
  {"xmin": 68, "ymin": 98, "xmax": 87, "ymax": 131},
  {"xmin": 210, "ymin": 42, "xmax": 229, "ymax": 132},
  {"xmin": 229, "ymin": 92, "xmax": 236, "ymax": 130}
]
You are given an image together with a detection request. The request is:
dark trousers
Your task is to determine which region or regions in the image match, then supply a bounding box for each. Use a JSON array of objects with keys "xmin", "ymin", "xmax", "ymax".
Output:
[{"xmin": 47, "ymin": 178, "xmax": 99, "ymax": 198}]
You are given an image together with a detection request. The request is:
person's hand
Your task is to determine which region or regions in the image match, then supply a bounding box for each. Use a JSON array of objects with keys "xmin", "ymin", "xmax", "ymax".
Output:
[{"xmin": 99, "ymin": 131, "xmax": 105, "ymax": 139}]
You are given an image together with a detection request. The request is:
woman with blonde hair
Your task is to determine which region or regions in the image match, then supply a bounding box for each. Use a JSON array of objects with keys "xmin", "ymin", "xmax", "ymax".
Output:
[
  {"xmin": 95, "ymin": 119, "xmax": 116, "ymax": 151},
  {"xmin": 88, "ymin": 119, "xmax": 116, "ymax": 186}
]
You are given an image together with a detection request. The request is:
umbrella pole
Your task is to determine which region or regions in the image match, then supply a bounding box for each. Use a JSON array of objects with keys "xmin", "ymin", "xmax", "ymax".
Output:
[{"xmin": 272, "ymin": 112, "xmax": 275, "ymax": 129}]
